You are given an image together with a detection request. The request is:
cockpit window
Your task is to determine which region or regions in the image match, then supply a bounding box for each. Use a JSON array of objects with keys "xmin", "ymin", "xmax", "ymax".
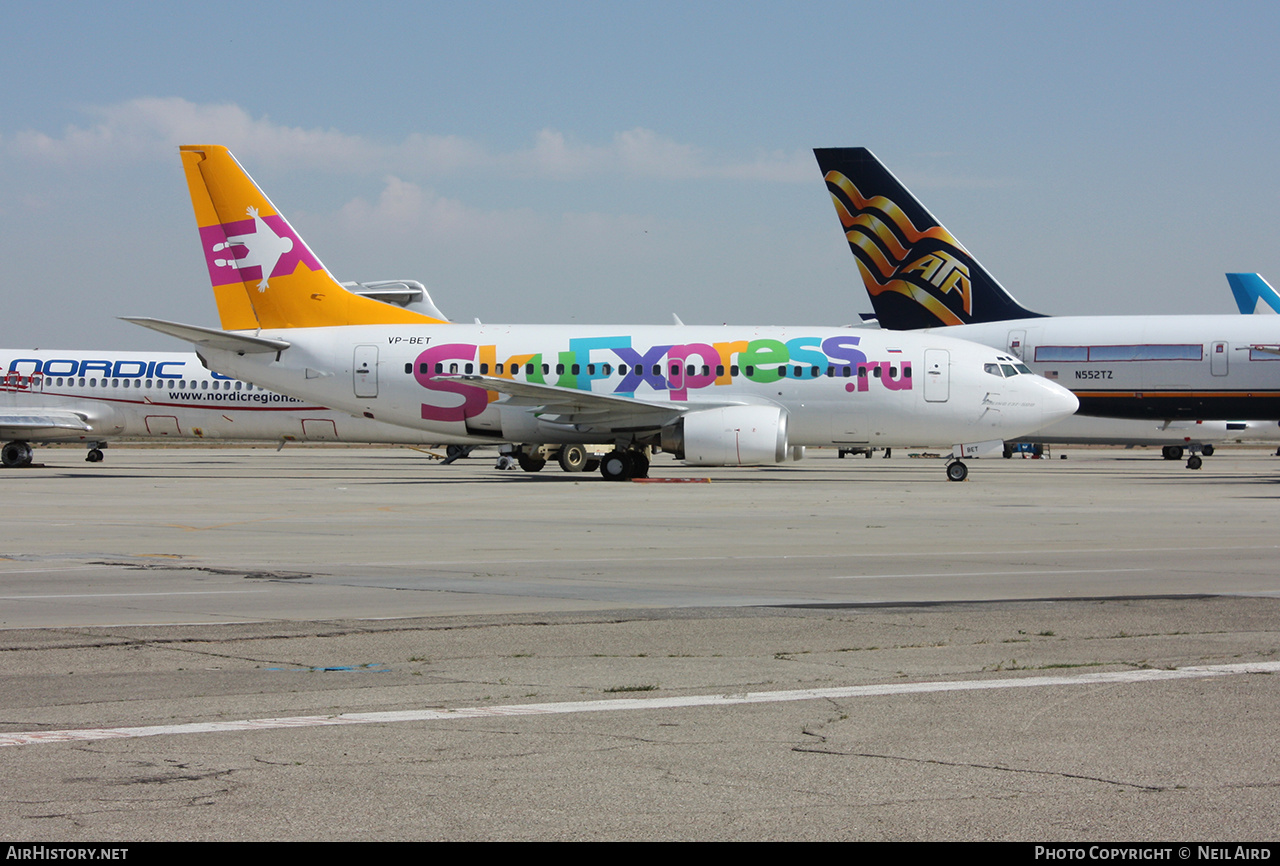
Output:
[{"xmin": 986, "ymin": 361, "xmax": 1034, "ymax": 377}]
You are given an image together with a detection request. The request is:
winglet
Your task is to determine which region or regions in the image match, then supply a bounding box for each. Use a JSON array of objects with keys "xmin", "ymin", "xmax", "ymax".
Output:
[
  {"xmin": 813, "ymin": 147, "xmax": 1044, "ymax": 329},
  {"xmin": 179, "ymin": 145, "xmax": 449, "ymax": 330}
]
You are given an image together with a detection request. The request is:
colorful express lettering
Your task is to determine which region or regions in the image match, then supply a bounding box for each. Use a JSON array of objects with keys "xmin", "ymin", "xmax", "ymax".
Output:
[{"xmin": 413, "ymin": 335, "xmax": 912, "ymax": 421}]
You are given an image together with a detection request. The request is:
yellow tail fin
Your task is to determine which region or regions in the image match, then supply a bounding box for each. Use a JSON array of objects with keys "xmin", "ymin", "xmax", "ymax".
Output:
[{"xmin": 180, "ymin": 145, "xmax": 447, "ymax": 330}]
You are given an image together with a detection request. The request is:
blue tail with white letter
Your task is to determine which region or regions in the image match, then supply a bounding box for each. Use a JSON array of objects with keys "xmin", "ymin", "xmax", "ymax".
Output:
[{"xmin": 1227, "ymin": 273, "xmax": 1280, "ymax": 314}]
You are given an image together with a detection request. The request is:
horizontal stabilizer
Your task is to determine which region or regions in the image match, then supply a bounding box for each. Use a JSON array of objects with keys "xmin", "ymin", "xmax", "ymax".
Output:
[{"xmin": 120, "ymin": 317, "xmax": 290, "ymax": 353}]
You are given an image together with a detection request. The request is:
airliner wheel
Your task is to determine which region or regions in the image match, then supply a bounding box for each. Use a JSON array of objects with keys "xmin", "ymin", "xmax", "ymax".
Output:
[
  {"xmin": 945, "ymin": 461, "xmax": 968, "ymax": 482},
  {"xmin": 2, "ymin": 441, "xmax": 33, "ymax": 467},
  {"xmin": 1201, "ymin": 444, "xmax": 1215, "ymax": 457},
  {"xmin": 86, "ymin": 449, "xmax": 104, "ymax": 463},
  {"xmin": 1186, "ymin": 455, "xmax": 1203, "ymax": 470},
  {"xmin": 600, "ymin": 450, "xmax": 633, "ymax": 481}
]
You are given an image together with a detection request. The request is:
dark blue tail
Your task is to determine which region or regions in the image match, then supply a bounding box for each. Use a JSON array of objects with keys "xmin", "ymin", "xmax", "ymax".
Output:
[{"xmin": 814, "ymin": 147, "xmax": 1044, "ymax": 329}]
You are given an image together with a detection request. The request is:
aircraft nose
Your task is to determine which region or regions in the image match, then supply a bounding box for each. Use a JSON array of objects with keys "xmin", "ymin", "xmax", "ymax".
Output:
[{"xmin": 1039, "ymin": 378, "xmax": 1079, "ymax": 425}]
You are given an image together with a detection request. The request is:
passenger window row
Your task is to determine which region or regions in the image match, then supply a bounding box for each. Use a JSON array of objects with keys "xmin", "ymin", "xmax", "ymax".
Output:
[
  {"xmin": 413, "ymin": 362, "xmax": 909, "ymax": 379},
  {"xmin": 29, "ymin": 376, "xmax": 262, "ymax": 391}
]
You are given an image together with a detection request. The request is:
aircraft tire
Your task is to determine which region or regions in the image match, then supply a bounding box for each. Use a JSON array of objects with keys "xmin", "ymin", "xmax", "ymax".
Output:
[
  {"xmin": 1186, "ymin": 455, "xmax": 1203, "ymax": 470},
  {"xmin": 86, "ymin": 449, "xmax": 104, "ymax": 463},
  {"xmin": 517, "ymin": 453, "xmax": 546, "ymax": 473},
  {"xmin": 2, "ymin": 441, "xmax": 33, "ymax": 468},
  {"xmin": 1163, "ymin": 446, "xmax": 1183, "ymax": 460},
  {"xmin": 1202, "ymin": 444, "xmax": 1215, "ymax": 457},
  {"xmin": 557, "ymin": 444, "xmax": 589, "ymax": 472},
  {"xmin": 945, "ymin": 461, "xmax": 968, "ymax": 482},
  {"xmin": 600, "ymin": 450, "xmax": 633, "ymax": 481},
  {"xmin": 630, "ymin": 450, "xmax": 650, "ymax": 479}
]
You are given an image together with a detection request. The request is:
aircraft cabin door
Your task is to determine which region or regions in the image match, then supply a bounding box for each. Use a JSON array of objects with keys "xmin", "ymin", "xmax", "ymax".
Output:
[
  {"xmin": 1007, "ymin": 330, "xmax": 1027, "ymax": 360},
  {"xmin": 353, "ymin": 345, "xmax": 379, "ymax": 398},
  {"xmin": 923, "ymin": 349, "xmax": 949, "ymax": 402},
  {"xmin": 1211, "ymin": 341, "xmax": 1228, "ymax": 377}
]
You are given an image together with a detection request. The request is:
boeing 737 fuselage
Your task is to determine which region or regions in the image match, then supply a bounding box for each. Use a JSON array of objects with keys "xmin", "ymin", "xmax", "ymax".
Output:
[
  {"xmin": 0, "ymin": 349, "xmax": 457, "ymax": 466},
  {"xmin": 814, "ymin": 148, "xmax": 1280, "ymax": 459},
  {"xmin": 127, "ymin": 145, "xmax": 1078, "ymax": 481}
]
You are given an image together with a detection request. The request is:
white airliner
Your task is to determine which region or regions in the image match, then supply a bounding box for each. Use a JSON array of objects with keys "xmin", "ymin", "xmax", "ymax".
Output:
[
  {"xmin": 815, "ymin": 147, "xmax": 1280, "ymax": 468},
  {"xmin": 0, "ymin": 281, "xmax": 467, "ymax": 467},
  {"xmin": 0, "ymin": 349, "xmax": 465, "ymax": 466},
  {"xmin": 124, "ymin": 145, "xmax": 1078, "ymax": 481}
]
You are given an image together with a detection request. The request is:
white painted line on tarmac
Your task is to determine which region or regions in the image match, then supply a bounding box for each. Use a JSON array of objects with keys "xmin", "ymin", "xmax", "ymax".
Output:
[
  {"xmin": 0, "ymin": 565, "xmax": 118, "ymax": 575},
  {"xmin": 0, "ymin": 591, "xmax": 271, "ymax": 600},
  {"xmin": 2, "ymin": 661, "xmax": 1276, "ymax": 748}
]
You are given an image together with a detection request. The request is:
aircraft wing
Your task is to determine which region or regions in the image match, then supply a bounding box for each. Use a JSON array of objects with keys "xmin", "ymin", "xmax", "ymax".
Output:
[
  {"xmin": 0, "ymin": 411, "xmax": 91, "ymax": 439},
  {"xmin": 436, "ymin": 374, "xmax": 737, "ymax": 428}
]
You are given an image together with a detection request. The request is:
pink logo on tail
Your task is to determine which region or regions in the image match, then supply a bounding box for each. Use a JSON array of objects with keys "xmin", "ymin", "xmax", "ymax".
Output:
[{"xmin": 198, "ymin": 208, "xmax": 323, "ymax": 290}]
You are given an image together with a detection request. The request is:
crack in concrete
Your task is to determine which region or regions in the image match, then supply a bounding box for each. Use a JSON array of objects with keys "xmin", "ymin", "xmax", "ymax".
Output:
[
  {"xmin": 0, "ymin": 614, "xmax": 656, "ymax": 654},
  {"xmin": 87, "ymin": 561, "xmax": 314, "ymax": 581},
  {"xmin": 789, "ymin": 747, "xmax": 1167, "ymax": 792}
]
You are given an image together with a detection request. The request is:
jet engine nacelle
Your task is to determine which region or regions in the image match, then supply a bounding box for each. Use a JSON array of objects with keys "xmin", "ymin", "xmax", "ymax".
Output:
[{"xmin": 663, "ymin": 405, "xmax": 789, "ymax": 466}]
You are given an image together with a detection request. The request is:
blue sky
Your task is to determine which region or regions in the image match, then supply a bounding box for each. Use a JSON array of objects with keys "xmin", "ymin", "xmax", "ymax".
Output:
[{"xmin": 3, "ymin": 1, "xmax": 1280, "ymax": 348}]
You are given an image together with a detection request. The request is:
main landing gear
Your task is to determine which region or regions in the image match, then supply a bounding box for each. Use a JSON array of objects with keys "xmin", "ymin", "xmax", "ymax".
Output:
[
  {"xmin": 2, "ymin": 441, "xmax": 108, "ymax": 467},
  {"xmin": 945, "ymin": 460, "xmax": 968, "ymax": 482},
  {"xmin": 2, "ymin": 440, "xmax": 33, "ymax": 467},
  {"xmin": 600, "ymin": 448, "xmax": 650, "ymax": 481},
  {"xmin": 1162, "ymin": 444, "xmax": 1208, "ymax": 470}
]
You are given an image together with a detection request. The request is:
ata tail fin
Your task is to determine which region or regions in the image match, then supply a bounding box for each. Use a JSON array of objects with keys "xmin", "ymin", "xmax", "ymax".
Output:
[
  {"xmin": 813, "ymin": 147, "xmax": 1043, "ymax": 329},
  {"xmin": 1226, "ymin": 273, "xmax": 1280, "ymax": 314},
  {"xmin": 179, "ymin": 145, "xmax": 448, "ymax": 330}
]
